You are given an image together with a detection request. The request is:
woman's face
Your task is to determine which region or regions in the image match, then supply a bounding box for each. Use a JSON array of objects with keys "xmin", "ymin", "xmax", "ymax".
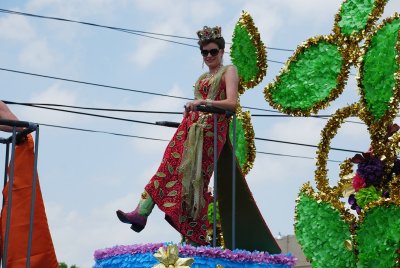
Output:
[{"xmin": 201, "ymin": 42, "xmax": 223, "ymax": 69}]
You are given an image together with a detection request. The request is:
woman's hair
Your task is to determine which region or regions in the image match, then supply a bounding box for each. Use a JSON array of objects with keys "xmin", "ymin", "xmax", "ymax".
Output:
[
  {"xmin": 197, "ymin": 26, "xmax": 225, "ymax": 50},
  {"xmin": 198, "ymin": 37, "xmax": 225, "ymax": 50}
]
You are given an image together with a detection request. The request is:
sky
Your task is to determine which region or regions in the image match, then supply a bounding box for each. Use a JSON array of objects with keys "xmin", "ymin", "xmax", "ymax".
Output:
[{"xmin": 0, "ymin": 0, "xmax": 399, "ymax": 267}]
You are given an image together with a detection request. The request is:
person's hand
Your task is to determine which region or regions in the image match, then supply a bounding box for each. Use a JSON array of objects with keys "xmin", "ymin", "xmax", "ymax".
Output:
[{"xmin": 183, "ymin": 100, "xmax": 205, "ymax": 117}]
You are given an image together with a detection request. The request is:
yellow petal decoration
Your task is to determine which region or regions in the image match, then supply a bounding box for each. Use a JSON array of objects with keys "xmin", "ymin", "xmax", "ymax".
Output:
[{"xmin": 153, "ymin": 244, "xmax": 194, "ymax": 268}]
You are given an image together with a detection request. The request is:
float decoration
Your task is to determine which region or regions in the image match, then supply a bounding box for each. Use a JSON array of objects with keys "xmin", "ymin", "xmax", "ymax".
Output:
[
  {"xmin": 231, "ymin": 11, "xmax": 267, "ymax": 94},
  {"xmin": 262, "ymin": 0, "xmax": 400, "ymax": 266},
  {"xmin": 229, "ymin": 11, "xmax": 265, "ymax": 175}
]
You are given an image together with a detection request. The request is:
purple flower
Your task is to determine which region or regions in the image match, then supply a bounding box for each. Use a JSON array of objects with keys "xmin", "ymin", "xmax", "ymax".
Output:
[
  {"xmin": 357, "ymin": 157, "xmax": 384, "ymax": 186},
  {"xmin": 348, "ymin": 194, "xmax": 361, "ymax": 214}
]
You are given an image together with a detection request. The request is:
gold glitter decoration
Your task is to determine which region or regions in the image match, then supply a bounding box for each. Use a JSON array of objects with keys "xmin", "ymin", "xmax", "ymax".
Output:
[
  {"xmin": 234, "ymin": 104, "xmax": 256, "ymax": 175},
  {"xmin": 264, "ymin": 35, "xmax": 351, "ymax": 116},
  {"xmin": 314, "ymin": 103, "xmax": 360, "ymax": 194},
  {"xmin": 231, "ymin": 11, "xmax": 267, "ymax": 94},
  {"xmin": 390, "ymin": 174, "xmax": 400, "ymax": 202},
  {"xmin": 344, "ymin": 240, "xmax": 353, "ymax": 251},
  {"xmin": 332, "ymin": 0, "xmax": 388, "ymax": 42}
]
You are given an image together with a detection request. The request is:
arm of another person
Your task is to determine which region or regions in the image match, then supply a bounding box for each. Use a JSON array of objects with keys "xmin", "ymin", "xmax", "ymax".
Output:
[
  {"xmin": 0, "ymin": 101, "xmax": 19, "ymax": 132},
  {"xmin": 184, "ymin": 65, "xmax": 239, "ymax": 114}
]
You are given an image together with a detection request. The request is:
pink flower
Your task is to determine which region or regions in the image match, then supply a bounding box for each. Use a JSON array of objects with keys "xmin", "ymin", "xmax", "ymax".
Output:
[{"xmin": 352, "ymin": 173, "xmax": 366, "ymax": 192}]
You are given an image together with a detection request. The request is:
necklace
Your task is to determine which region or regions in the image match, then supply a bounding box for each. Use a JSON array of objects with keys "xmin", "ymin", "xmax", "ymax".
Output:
[{"xmin": 207, "ymin": 65, "xmax": 223, "ymax": 79}]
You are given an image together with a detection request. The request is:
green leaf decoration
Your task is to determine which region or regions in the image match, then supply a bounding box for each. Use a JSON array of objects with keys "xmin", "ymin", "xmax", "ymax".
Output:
[
  {"xmin": 295, "ymin": 191, "xmax": 355, "ymax": 267},
  {"xmin": 357, "ymin": 203, "xmax": 400, "ymax": 267},
  {"xmin": 229, "ymin": 109, "xmax": 255, "ymax": 175},
  {"xmin": 231, "ymin": 11, "xmax": 267, "ymax": 94},
  {"xmin": 265, "ymin": 36, "xmax": 348, "ymax": 115},
  {"xmin": 163, "ymin": 202, "xmax": 176, "ymax": 208},
  {"xmin": 167, "ymin": 190, "xmax": 177, "ymax": 197},
  {"xmin": 168, "ymin": 163, "xmax": 174, "ymax": 175},
  {"xmin": 335, "ymin": 0, "xmax": 386, "ymax": 38},
  {"xmin": 359, "ymin": 17, "xmax": 400, "ymax": 122},
  {"xmin": 171, "ymin": 152, "xmax": 180, "ymax": 159},
  {"xmin": 156, "ymin": 172, "xmax": 166, "ymax": 178},
  {"xmin": 165, "ymin": 180, "xmax": 177, "ymax": 188}
]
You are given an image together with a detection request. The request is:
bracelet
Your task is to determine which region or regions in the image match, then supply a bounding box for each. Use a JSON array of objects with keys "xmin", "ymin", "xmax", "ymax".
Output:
[{"xmin": 206, "ymin": 99, "xmax": 212, "ymax": 107}]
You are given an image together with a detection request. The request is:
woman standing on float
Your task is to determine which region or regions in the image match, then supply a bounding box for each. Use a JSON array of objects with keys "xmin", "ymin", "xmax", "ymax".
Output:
[{"xmin": 117, "ymin": 26, "xmax": 239, "ymax": 245}]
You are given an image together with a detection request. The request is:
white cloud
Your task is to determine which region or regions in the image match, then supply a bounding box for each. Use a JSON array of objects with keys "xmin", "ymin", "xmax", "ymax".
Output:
[
  {"xmin": 19, "ymin": 85, "xmax": 79, "ymax": 124},
  {"xmin": 18, "ymin": 39, "xmax": 57, "ymax": 70},
  {"xmin": 0, "ymin": 13, "xmax": 36, "ymax": 42},
  {"xmin": 129, "ymin": 39, "xmax": 169, "ymax": 68}
]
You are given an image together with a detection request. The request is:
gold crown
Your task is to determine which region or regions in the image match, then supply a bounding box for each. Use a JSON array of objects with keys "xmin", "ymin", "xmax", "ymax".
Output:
[{"xmin": 197, "ymin": 26, "xmax": 222, "ymax": 42}]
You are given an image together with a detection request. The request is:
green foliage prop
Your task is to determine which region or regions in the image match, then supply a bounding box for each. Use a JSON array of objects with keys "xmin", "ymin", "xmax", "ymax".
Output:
[
  {"xmin": 338, "ymin": 0, "xmax": 376, "ymax": 36},
  {"xmin": 361, "ymin": 18, "xmax": 400, "ymax": 120},
  {"xmin": 295, "ymin": 193, "xmax": 355, "ymax": 268},
  {"xmin": 231, "ymin": 25, "xmax": 258, "ymax": 83},
  {"xmin": 357, "ymin": 205, "xmax": 400, "ymax": 267},
  {"xmin": 269, "ymin": 40, "xmax": 343, "ymax": 112}
]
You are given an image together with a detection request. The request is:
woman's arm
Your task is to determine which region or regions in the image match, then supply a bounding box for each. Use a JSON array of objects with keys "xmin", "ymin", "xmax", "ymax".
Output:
[
  {"xmin": 184, "ymin": 65, "xmax": 239, "ymax": 114},
  {"xmin": 0, "ymin": 101, "xmax": 19, "ymax": 132}
]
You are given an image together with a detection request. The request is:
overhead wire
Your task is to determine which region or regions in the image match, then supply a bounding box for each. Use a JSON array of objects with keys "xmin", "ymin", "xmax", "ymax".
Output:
[
  {"xmin": 0, "ymin": 8, "xmax": 290, "ymax": 64},
  {"xmin": 3, "ymin": 100, "xmax": 364, "ymax": 154},
  {"xmin": 0, "ymin": 68, "xmax": 365, "ymax": 123},
  {"xmin": 2, "ymin": 100, "xmax": 365, "ymax": 124},
  {"xmin": 32, "ymin": 122, "xmax": 342, "ymax": 162}
]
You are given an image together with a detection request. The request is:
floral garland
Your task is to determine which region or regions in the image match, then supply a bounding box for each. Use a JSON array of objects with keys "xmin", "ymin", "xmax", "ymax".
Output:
[{"xmin": 94, "ymin": 243, "xmax": 296, "ymax": 267}]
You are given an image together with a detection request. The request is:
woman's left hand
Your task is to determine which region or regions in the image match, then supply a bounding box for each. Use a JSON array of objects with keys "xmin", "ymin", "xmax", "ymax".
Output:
[{"xmin": 183, "ymin": 100, "xmax": 205, "ymax": 117}]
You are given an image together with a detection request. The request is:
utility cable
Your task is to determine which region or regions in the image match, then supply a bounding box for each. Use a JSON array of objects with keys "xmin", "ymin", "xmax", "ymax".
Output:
[
  {"xmin": 0, "ymin": 8, "xmax": 294, "ymax": 52},
  {"xmin": 2, "ymin": 100, "xmax": 365, "ymax": 125},
  {"xmin": 4, "ymin": 101, "xmax": 363, "ymax": 153},
  {"xmin": 0, "ymin": 68, "xmax": 364, "ymax": 117},
  {"xmin": 34, "ymin": 122, "xmax": 341, "ymax": 162}
]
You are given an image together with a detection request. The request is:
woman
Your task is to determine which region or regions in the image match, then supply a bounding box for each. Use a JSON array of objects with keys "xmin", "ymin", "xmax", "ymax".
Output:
[{"xmin": 117, "ymin": 26, "xmax": 239, "ymax": 245}]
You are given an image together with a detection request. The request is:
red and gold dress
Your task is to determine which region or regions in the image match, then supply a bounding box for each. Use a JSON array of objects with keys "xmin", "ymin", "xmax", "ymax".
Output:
[{"xmin": 145, "ymin": 66, "xmax": 229, "ymax": 245}]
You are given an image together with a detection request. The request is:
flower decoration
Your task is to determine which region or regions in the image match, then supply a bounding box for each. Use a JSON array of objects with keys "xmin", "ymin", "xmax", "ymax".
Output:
[{"xmin": 153, "ymin": 244, "xmax": 194, "ymax": 268}]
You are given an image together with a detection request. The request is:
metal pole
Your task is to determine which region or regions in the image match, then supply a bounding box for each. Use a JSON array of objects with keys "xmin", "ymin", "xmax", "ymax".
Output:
[
  {"xmin": 2, "ymin": 143, "xmax": 10, "ymax": 208},
  {"xmin": 231, "ymin": 114, "xmax": 237, "ymax": 249},
  {"xmin": 26, "ymin": 126, "xmax": 39, "ymax": 268},
  {"xmin": 212, "ymin": 114, "xmax": 218, "ymax": 247},
  {"xmin": 3, "ymin": 128, "xmax": 17, "ymax": 268}
]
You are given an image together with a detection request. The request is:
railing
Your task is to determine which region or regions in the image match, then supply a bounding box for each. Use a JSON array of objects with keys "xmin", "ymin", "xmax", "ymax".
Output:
[
  {"xmin": 0, "ymin": 119, "xmax": 39, "ymax": 268},
  {"xmin": 157, "ymin": 105, "xmax": 237, "ymax": 249}
]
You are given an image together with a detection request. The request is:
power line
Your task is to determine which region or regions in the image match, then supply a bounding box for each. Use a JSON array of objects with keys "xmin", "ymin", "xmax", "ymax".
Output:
[
  {"xmin": 0, "ymin": 101, "xmax": 366, "ymax": 125},
  {"xmin": 0, "ymin": 67, "xmax": 367, "ymax": 119},
  {"xmin": 34, "ymin": 122, "xmax": 341, "ymax": 162},
  {"xmin": 4, "ymin": 100, "xmax": 363, "ymax": 154},
  {"xmin": 0, "ymin": 8, "xmax": 294, "ymax": 52},
  {"xmin": 0, "ymin": 7, "xmax": 287, "ymax": 65},
  {"xmin": 255, "ymin": 137, "xmax": 363, "ymax": 154},
  {"xmin": 0, "ymin": 67, "xmax": 190, "ymax": 100}
]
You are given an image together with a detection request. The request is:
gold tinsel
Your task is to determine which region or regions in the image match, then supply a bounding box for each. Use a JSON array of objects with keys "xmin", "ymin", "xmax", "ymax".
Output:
[
  {"xmin": 233, "ymin": 105, "xmax": 256, "ymax": 175},
  {"xmin": 314, "ymin": 103, "xmax": 359, "ymax": 194},
  {"xmin": 231, "ymin": 11, "xmax": 267, "ymax": 94}
]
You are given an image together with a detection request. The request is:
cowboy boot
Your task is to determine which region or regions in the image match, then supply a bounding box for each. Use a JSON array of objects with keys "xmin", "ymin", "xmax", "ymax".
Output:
[{"xmin": 116, "ymin": 191, "xmax": 155, "ymax": 232}]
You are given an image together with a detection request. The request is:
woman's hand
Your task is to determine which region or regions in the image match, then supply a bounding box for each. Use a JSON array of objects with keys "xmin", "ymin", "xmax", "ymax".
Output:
[{"xmin": 183, "ymin": 99, "xmax": 205, "ymax": 117}]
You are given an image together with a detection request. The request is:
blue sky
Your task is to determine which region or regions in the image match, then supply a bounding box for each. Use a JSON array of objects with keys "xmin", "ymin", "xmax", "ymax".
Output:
[{"xmin": 1, "ymin": 0, "xmax": 399, "ymax": 267}]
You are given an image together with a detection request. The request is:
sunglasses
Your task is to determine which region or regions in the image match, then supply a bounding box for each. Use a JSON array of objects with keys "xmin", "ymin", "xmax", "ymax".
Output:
[{"xmin": 200, "ymin": 48, "xmax": 220, "ymax": 57}]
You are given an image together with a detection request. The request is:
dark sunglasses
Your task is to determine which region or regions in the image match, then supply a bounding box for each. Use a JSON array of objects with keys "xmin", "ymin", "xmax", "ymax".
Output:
[{"xmin": 200, "ymin": 48, "xmax": 220, "ymax": 57}]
